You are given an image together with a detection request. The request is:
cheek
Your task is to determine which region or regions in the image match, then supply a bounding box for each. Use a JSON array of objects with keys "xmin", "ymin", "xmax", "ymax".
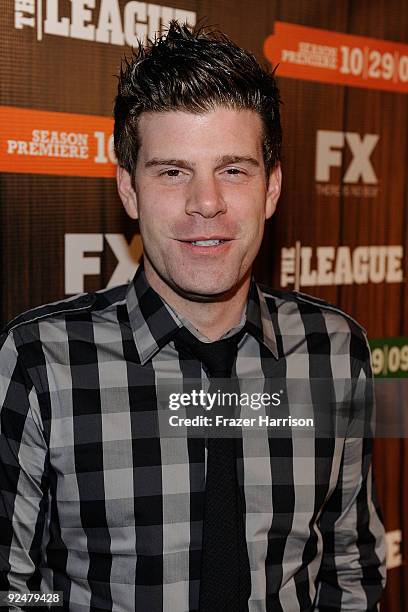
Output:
[
  {"xmin": 227, "ymin": 182, "xmax": 266, "ymax": 213},
  {"xmin": 139, "ymin": 185, "xmax": 183, "ymax": 221},
  {"xmin": 138, "ymin": 201, "xmax": 179, "ymax": 247},
  {"xmin": 137, "ymin": 194, "xmax": 164, "ymax": 224},
  {"xmin": 234, "ymin": 199, "xmax": 266, "ymax": 234}
]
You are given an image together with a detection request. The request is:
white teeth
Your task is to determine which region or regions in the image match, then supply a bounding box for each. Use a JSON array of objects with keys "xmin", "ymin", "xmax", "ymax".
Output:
[{"xmin": 191, "ymin": 239, "xmax": 223, "ymax": 246}]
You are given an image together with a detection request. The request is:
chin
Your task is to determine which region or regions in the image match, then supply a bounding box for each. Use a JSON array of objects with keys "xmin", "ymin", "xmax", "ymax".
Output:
[{"xmin": 171, "ymin": 276, "xmax": 237, "ymax": 301}]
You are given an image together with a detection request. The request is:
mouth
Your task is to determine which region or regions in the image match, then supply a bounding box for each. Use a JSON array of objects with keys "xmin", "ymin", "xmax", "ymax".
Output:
[
  {"xmin": 177, "ymin": 237, "xmax": 232, "ymax": 247},
  {"xmin": 187, "ymin": 239, "xmax": 225, "ymax": 246}
]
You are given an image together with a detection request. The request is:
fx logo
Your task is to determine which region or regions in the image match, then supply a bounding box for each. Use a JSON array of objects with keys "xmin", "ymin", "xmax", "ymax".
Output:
[
  {"xmin": 65, "ymin": 234, "xmax": 143, "ymax": 294},
  {"xmin": 315, "ymin": 130, "xmax": 379, "ymax": 184}
]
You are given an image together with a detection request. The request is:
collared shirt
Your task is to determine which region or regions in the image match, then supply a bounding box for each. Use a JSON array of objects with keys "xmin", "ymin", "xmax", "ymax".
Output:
[
  {"xmin": 0, "ymin": 262, "xmax": 386, "ymax": 612},
  {"xmin": 162, "ymin": 298, "xmax": 246, "ymax": 343}
]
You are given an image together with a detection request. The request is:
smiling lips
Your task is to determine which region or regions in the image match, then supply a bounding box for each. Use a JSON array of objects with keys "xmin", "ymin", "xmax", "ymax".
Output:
[{"xmin": 178, "ymin": 236, "xmax": 233, "ymax": 247}]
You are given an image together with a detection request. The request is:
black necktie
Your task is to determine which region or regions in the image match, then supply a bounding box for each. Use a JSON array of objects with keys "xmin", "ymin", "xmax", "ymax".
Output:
[{"xmin": 174, "ymin": 325, "xmax": 251, "ymax": 612}]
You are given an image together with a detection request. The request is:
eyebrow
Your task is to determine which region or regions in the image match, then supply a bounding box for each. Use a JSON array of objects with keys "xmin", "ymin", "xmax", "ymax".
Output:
[{"xmin": 144, "ymin": 155, "xmax": 260, "ymax": 169}]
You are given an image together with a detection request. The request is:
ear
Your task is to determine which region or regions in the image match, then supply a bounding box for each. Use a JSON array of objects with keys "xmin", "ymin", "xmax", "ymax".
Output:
[
  {"xmin": 265, "ymin": 163, "xmax": 282, "ymax": 220},
  {"xmin": 116, "ymin": 166, "xmax": 138, "ymax": 219}
]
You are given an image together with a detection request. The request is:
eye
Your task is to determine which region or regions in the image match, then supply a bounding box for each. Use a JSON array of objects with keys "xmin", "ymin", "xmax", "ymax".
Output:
[
  {"xmin": 226, "ymin": 168, "xmax": 243, "ymax": 175},
  {"xmin": 223, "ymin": 167, "xmax": 249, "ymax": 181},
  {"xmin": 161, "ymin": 169, "xmax": 181, "ymax": 177}
]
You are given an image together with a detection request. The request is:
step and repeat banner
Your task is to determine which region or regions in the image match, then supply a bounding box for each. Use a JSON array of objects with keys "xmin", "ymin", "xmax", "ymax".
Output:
[{"xmin": 1, "ymin": 1, "xmax": 407, "ymax": 609}]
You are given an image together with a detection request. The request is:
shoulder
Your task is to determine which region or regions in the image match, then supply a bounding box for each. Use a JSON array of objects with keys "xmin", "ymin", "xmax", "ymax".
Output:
[
  {"xmin": 257, "ymin": 284, "xmax": 370, "ymax": 366},
  {"xmin": 257, "ymin": 283, "xmax": 367, "ymax": 338},
  {"xmin": 1, "ymin": 283, "xmax": 129, "ymax": 341}
]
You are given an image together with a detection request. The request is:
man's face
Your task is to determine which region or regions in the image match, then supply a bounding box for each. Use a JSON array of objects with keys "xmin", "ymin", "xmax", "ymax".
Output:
[{"xmin": 117, "ymin": 107, "xmax": 281, "ymax": 301}]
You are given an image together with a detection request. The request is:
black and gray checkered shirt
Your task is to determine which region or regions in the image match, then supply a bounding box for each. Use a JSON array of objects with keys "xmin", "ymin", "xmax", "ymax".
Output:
[{"xmin": 0, "ymin": 262, "xmax": 386, "ymax": 611}]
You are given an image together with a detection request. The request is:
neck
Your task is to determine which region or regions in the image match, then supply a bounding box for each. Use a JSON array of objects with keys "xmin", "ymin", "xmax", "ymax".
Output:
[{"xmin": 143, "ymin": 261, "xmax": 251, "ymax": 341}]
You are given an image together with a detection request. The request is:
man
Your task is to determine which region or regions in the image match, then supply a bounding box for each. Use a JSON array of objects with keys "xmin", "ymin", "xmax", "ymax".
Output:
[{"xmin": 0, "ymin": 21, "xmax": 386, "ymax": 612}]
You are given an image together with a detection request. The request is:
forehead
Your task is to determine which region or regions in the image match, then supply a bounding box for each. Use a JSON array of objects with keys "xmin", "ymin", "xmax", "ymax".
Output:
[{"xmin": 136, "ymin": 107, "xmax": 264, "ymax": 160}]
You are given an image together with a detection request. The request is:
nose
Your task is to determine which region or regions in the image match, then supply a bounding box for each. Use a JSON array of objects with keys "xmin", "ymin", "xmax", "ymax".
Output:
[{"xmin": 185, "ymin": 175, "xmax": 227, "ymax": 218}]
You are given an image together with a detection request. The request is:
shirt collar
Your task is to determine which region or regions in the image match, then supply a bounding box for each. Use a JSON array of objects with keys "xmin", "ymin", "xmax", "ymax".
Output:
[
  {"xmin": 163, "ymin": 299, "xmax": 246, "ymax": 343},
  {"xmin": 126, "ymin": 260, "xmax": 278, "ymax": 364}
]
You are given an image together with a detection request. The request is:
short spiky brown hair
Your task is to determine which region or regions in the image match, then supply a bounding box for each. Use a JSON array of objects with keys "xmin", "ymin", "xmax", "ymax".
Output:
[{"xmin": 114, "ymin": 21, "xmax": 282, "ymax": 177}]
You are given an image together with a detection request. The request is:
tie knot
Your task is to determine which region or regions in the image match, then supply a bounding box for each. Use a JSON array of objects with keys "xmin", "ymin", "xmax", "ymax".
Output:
[{"xmin": 175, "ymin": 325, "xmax": 245, "ymax": 378}]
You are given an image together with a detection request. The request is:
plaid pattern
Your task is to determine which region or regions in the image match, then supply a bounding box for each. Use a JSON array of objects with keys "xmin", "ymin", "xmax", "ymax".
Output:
[{"xmin": 0, "ymin": 262, "xmax": 386, "ymax": 611}]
